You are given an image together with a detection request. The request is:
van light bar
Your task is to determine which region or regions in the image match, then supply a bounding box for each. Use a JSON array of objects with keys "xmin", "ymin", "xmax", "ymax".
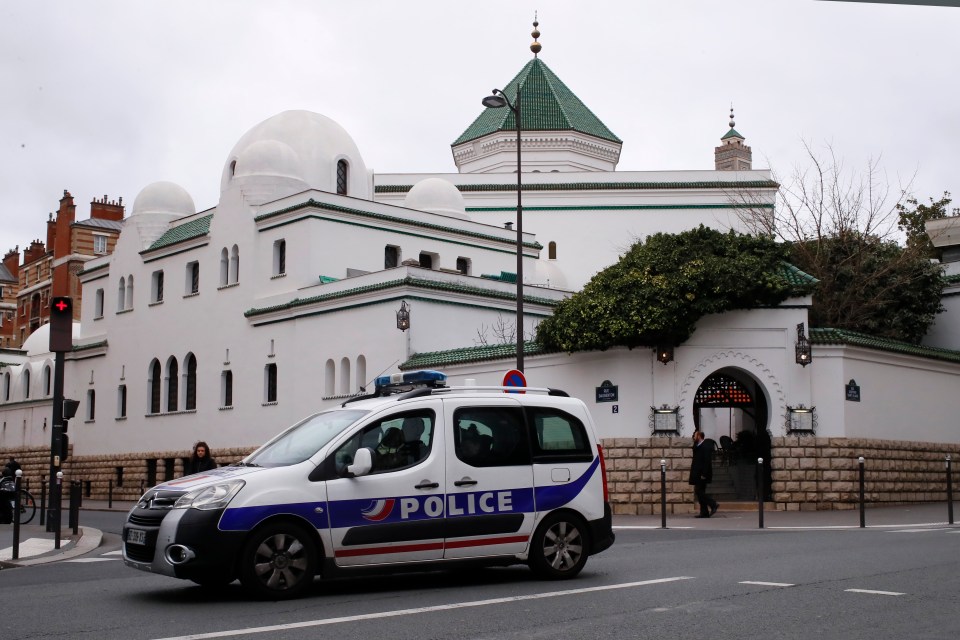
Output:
[{"xmin": 374, "ymin": 370, "xmax": 447, "ymax": 391}]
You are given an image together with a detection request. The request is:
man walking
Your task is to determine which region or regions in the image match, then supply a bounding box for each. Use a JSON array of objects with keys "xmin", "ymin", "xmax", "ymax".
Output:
[{"xmin": 689, "ymin": 430, "xmax": 719, "ymax": 518}]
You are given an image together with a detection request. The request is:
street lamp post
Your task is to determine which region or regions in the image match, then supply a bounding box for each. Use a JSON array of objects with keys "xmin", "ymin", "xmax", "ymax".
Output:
[{"xmin": 482, "ymin": 87, "xmax": 524, "ymax": 372}]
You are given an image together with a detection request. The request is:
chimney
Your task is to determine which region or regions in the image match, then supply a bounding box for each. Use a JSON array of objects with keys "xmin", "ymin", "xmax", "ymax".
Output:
[
  {"xmin": 53, "ymin": 190, "xmax": 76, "ymax": 259},
  {"xmin": 2, "ymin": 247, "xmax": 19, "ymax": 279},
  {"xmin": 23, "ymin": 239, "xmax": 46, "ymax": 264},
  {"xmin": 90, "ymin": 194, "xmax": 125, "ymax": 221}
]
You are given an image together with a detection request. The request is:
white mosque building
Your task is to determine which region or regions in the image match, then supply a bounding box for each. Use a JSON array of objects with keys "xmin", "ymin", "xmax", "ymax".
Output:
[{"xmin": 2, "ymin": 28, "xmax": 959, "ymax": 511}]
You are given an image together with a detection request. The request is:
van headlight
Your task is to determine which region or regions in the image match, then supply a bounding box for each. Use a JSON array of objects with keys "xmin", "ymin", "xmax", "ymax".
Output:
[{"xmin": 173, "ymin": 480, "xmax": 245, "ymax": 511}]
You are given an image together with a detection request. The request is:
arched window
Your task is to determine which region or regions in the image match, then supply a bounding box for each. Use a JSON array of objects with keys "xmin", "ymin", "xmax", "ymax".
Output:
[
  {"xmin": 273, "ymin": 239, "xmax": 286, "ymax": 276},
  {"xmin": 117, "ymin": 384, "xmax": 127, "ymax": 418},
  {"xmin": 339, "ymin": 357, "xmax": 351, "ymax": 395},
  {"xmin": 220, "ymin": 248, "xmax": 229, "ymax": 286},
  {"xmin": 184, "ymin": 353, "xmax": 197, "ymax": 411},
  {"xmin": 355, "ymin": 355, "xmax": 367, "ymax": 392},
  {"xmin": 221, "ymin": 370, "xmax": 233, "ymax": 408},
  {"xmin": 548, "ymin": 241, "xmax": 557, "ymax": 260},
  {"xmin": 42, "ymin": 365, "xmax": 51, "ymax": 396},
  {"xmin": 126, "ymin": 275, "xmax": 134, "ymax": 310},
  {"xmin": 22, "ymin": 369, "xmax": 30, "ymax": 399},
  {"xmin": 186, "ymin": 261, "xmax": 200, "ymax": 295},
  {"xmin": 229, "ymin": 245, "xmax": 240, "ymax": 284},
  {"xmin": 166, "ymin": 357, "xmax": 179, "ymax": 412},
  {"xmin": 86, "ymin": 389, "xmax": 96, "ymax": 420},
  {"xmin": 95, "ymin": 288, "xmax": 104, "ymax": 317},
  {"xmin": 118, "ymin": 277, "xmax": 126, "ymax": 312},
  {"xmin": 385, "ymin": 245, "xmax": 399, "ymax": 269},
  {"xmin": 264, "ymin": 363, "xmax": 278, "ymax": 403},
  {"xmin": 2, "ymin": 372, "xmax": 9, "ymax": 402},
  {"xmin": 336, "ymin": 159, "xmax": 348, "ymax": 195},
  {"xmin": 149, "ymin": 359, "xmax": 162, "ymax": 414},
  {"xmin": 324, "ymin": 359, "xmax": 335, "ymax": 397}
]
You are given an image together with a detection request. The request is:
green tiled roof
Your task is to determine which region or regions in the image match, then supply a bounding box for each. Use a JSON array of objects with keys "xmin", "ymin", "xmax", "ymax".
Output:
[
  {"xmin": 144, "ymin": 214, "xmax": 213, "ymax": 252},
  {"xmin": 453, "ymin": 58, "xmax": 620, "ymax": 146},
  {"xmin": 810, "ymin": 327, "xmax": 960, "ymax": 364},
  {"xmin": 400, "ymin": 341, "xmax": 552, "ymax": 370},
  {"xmin": 721, "ymin": 128, "xmax": 744, "ymax": 140},
  {"xmin": 245, "ymin": 276, "xmax": 559, "ymax": 318},
  {"xmin": 481, "ymin": 271, "xmax": 517, "ymax": 283},
  {"xmin": 777, "ymin": 262, "xmax": 819, "ymax": 290},
  {"xmin": 375, "ymin": 180, "xmax": 779, "ymax": 194}
]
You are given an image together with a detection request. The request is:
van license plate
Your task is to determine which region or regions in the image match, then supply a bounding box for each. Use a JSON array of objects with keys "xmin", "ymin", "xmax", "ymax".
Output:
[{"xmin": 126, "ymin": 529, "xmax": 146, "ymax": 545}]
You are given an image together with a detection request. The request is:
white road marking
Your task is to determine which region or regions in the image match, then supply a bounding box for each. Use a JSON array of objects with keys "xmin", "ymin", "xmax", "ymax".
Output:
[
  {"xmin": 768, "ymin": 522, "xmax": 948, "ymax": 530},
  {"xmin": 888, "ymin": 527, "xmax": 953, "ymax": 533},
  {"xmin": 0, "ymin": 538, "xmax": 55, "ymax": 560},
  {"xmin": 614, "ymin": 525, "xmax": 693, "ymax": 530},
  {"xmin": 150, "ymin": 577, "xmax": 695, "ymax": 640},
  {"xmin": 64, "ymin": 557, "xmax": 115, "ymax": 563},
  {"xmin": 739, "ymin": 581, "xmax": 794, "ymax": 587},
  {"xmin": 845, "ymin": 589, "xmax": 905, "ymax": 596},
  {"xmin": 102, "ymin": 550, "xmax": 123, "ymax": 556}
]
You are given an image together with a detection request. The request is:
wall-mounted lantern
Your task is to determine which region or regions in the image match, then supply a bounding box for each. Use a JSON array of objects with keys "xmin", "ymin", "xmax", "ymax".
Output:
[
  {"xmin": 795, "ymin": 323, "xmax": 812, "ymax": 366},
  {"xmin": 396, "ymin": 301, "xmax": 411, "ymax": 332},
  {"xmin": 656, "ymin": 344, "xmax": 674, "ymax": 365}
]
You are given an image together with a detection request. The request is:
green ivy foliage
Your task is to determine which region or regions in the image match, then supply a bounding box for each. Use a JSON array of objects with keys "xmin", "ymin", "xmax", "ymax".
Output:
[{"xmin": 535, "ymin": 226, "xmax": 795, "ymax": 352}]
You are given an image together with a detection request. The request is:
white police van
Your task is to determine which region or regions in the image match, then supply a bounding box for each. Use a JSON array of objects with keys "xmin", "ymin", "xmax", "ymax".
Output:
[{"xmin": 123, "ymin": 371, "xmax": 615, "ymax": 599}]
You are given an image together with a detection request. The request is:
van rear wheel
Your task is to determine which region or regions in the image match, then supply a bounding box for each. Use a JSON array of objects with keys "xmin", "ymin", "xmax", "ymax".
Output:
[
  {"xmin": 240, "ymin": 522, "xmax": 317, "ymax": 599},
  {"xmin": 529, "ymin": 512, "xmax": 588, "ymax": 579}
]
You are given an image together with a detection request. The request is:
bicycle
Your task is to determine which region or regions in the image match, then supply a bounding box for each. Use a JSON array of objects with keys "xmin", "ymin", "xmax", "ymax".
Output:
[{"xmin": 14, "ymin": 489, "xmax": 37, "ymax": 525}]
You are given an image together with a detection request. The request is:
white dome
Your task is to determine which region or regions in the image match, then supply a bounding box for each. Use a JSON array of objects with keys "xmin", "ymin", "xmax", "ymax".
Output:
[
  {"xmin": 234, "ymin": 140, "xmax": 303, "ymax": 180},
  {"xmin": 531, "ymin": 259, "xmax": 570, "ymax": 291},
  {"xmin": 221, "ymin": 110, "xmax": 368, "ymax": 197},
  {"xmin": 22, "ymin": 321, "xmax": 81, "ymax": 357},
  {"xmin": 404, "ymin": 178, "xmax": 469, "ymax": 220},
  {"xmin": 131, "ymin": 181, "xmax": 196, "ymax": 217}
]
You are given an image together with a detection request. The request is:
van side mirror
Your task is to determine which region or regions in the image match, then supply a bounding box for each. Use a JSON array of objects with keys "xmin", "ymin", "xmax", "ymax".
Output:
[{"xmin": 345, "ymin": 447, "xmax": 373, "ymax": 477}]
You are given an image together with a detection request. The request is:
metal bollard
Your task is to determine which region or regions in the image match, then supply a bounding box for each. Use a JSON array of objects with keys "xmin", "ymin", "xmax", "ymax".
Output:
[
  {"xmin": 54, "ymin": 472, "xmax": 63, "ymax": 550},
  {"xmin": 12, "ymin": 470, "xmax": 23, "ymax": 560},
  {"xmin": 108, "ymin": 479, "xmax": 114, "ymax": 509},
  {"xmin": 660, "ymin": 459, "xmax": 667, "ymax": 529},
  {"xmin": 40, "ymin": 478, "xmax": 46, "ymax": 527},
  {"xmin": 68, "ymin": 480, "xmax": 81, "ymax": 534},
  {"xmin": 757, "ymin": 457, "xmax": 764, "ymax": 529},
  {"xmin": 947, "ymin": 455, "xmax": 954, "ymax": 526},
  {"xmin": 858, "ymin": 456, "xmax": 866, "ymax": 528}
]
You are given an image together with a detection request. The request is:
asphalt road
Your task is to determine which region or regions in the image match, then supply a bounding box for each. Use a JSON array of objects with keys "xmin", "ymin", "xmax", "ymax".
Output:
[{"xmin": 2, "ymin": 511, "xmax": 958, "ymax": 640}]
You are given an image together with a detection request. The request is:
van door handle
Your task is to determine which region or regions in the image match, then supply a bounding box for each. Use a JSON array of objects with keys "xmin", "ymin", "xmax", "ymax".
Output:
[
  {"xmin": 454, "ymin": 477, "xmax": 478, "ymax": 487},
  {"xmin": 415, "ymin": 481, "xmax": 439, "ymax": 490}
]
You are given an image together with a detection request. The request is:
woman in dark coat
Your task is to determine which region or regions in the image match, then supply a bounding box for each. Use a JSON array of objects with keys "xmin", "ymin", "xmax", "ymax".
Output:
[{"xmin": 185, "ymin": 441, "xmax": 216, "ymax": 475}]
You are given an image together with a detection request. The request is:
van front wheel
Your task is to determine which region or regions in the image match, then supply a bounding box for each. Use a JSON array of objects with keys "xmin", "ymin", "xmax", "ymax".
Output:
[
  {"xmin": 240, "ymin": 523, "xmax": 317, "ymax": 599},
  {"xmin": 529, "ymin": 512, "xmax": 588, "ymax": 579}
]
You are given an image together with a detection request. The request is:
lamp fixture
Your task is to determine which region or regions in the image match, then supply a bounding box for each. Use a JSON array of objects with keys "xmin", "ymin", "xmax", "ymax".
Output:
[
  {"xmin": 656, "ymin": 345, "xmax": 674, "ymax": 364},
  {"xmin": 795, "ymin": 323, "xmax": 812, "ymax": 366},
  {"xmin": 396, "ymin": 301, "xmax": 410, "ymax": 332}
]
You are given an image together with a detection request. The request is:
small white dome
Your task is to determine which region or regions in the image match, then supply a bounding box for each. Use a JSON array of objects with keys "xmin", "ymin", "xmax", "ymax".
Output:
[
  {"xmin": 234, "ymin": 140, "xmax": 303, "ymax": 180},
  {"xmin": 404, "ymin": 178, "xmax": 469, "ymax": 220},
  {"xmin": 131, "ymin": 181, "xmax": 196, "ymax": 217},
  {"xmin": 22, "ymin": 321, "xmax": 81, "ymax": 357}
]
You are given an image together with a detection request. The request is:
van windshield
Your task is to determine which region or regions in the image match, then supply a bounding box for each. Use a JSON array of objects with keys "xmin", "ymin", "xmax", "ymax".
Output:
[{"xmin": 245, "ymin": 409, "xmax": 369, "ymax": 467}]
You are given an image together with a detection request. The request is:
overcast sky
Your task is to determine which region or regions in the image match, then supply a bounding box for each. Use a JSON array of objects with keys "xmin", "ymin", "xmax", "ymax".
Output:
[{"xmin": 2, "ymin": 0, "xmax": 958, "ymax": 257}]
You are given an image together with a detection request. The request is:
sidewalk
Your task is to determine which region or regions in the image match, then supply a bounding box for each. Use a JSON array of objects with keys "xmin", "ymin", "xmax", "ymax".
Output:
[{"xmin": 0, "ymin": 501, "xmax": 956, "ymax": 568}]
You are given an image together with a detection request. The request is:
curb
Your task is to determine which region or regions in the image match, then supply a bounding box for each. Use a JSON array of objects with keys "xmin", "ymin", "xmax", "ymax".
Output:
[{"xmin": 0, "ymin": 526, "xmax": 103, "ymax": 568}]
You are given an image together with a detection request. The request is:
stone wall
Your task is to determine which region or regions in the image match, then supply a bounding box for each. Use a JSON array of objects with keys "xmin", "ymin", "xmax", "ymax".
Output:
[
  {"xmin": 4, "ymin": 437, "xmax": 957, "ymax": 513},
  {"xmin": 771, "ymin": 436, "xmax": 960, "ymax": 511},
  {"xmin": 600, "ymin": 436, "xmax": 959, "ymax": 514}
]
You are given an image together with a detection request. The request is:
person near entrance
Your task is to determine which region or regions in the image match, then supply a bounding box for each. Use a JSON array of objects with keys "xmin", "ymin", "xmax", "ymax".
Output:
[{"xmin": 689, "ymin": 430, "xmax": 719, "ymax": 518}]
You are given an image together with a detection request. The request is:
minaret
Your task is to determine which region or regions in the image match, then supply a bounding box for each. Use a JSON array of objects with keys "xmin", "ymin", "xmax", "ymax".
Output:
[{"xmin": 714, "ymin": 106, "xmax": 752, "ymax": 171}]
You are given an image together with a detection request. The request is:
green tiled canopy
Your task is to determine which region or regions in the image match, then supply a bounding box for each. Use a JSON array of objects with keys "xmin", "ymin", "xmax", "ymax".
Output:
[{"xmin": 453, "ymin": 58, "xmax": 621, "ymax": 146}]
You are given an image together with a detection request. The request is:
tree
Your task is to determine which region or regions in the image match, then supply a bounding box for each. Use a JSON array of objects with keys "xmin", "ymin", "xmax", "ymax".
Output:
[
  {"xmin": 535, "ymin": 226, "xmax": 796, "ymax": 352},
  {"xmin": 896, "ymin": 191, "xmax": 958, "ymax": 255},
  {"xmin": 733, "ymin": 142, "xmax": 945, "ymax": 344}
]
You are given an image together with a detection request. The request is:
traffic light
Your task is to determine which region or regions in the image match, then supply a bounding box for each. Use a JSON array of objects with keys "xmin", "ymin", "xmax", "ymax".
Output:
[
  {"xmin": 60, "ymin": 399, "xmax": 79, "ymax": 462},
  {"xmin": 49, "ymin": 296, "xmax": 74, "ymax": 352}
]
